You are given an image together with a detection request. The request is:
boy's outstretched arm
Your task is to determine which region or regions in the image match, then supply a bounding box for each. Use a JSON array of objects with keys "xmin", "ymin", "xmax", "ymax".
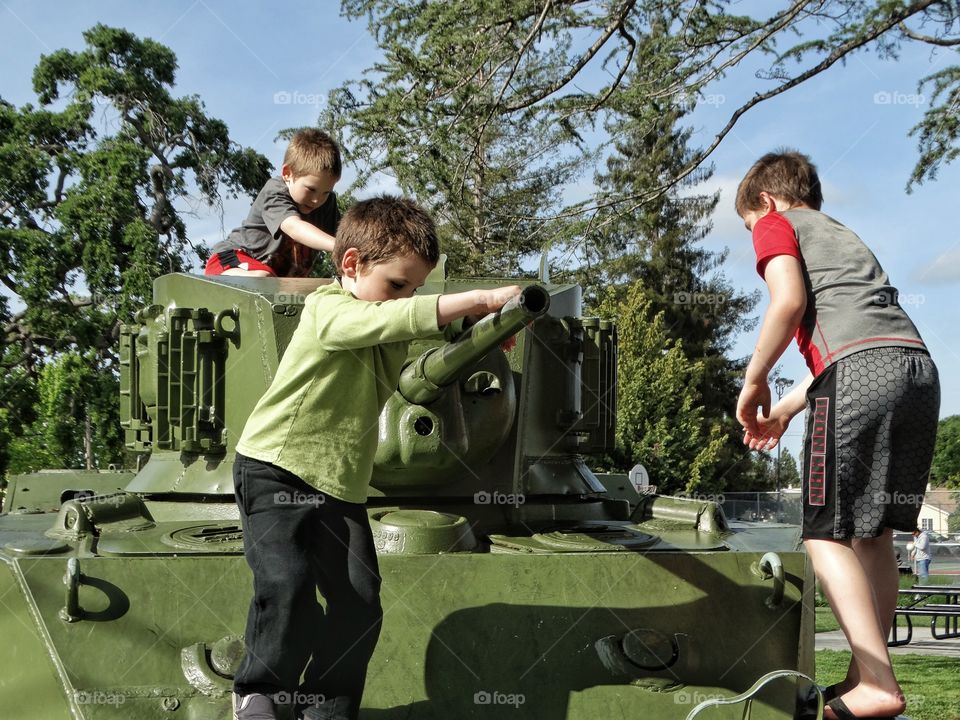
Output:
[
  {"xmin": 280, "ymin": 216, "xmax": 336, "ymax": 252},
  {"xmin": 736, "ymin": 255, "xmax": 806, "ymax": 435},
  {"xmin": 436, "ymin": 286, "xmax": 522, "ymax": 326}
]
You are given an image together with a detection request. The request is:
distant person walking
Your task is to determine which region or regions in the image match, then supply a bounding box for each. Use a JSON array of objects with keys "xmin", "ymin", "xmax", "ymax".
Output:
[{"xmin": 912, "ymin": 527, "xmax": 932, "ymax": 584}]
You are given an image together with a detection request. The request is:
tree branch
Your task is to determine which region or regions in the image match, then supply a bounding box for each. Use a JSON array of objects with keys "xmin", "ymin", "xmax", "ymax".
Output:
[
  {"xmin": 899, "ymin": 20, "xmax": 960, "ymax": 46},
  {"xmin": 531, "ymin": 0, "xmax": 942, "ymax": 225},
  {"xmin": 590, "ymin": 22, "xmax": 637, "ymax": 111},
  {"xmin": 503, "ymin": 0, "xmax": 638, "ymax": 113}
]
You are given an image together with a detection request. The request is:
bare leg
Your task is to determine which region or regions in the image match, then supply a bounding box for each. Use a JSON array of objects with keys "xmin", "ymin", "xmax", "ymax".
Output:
[
  {"xmin": 834, "ymin": 530, "xmax": 899, "ymax": 695},
  {"xmin": 805, "ymin": 536, "xmax": 905, "ymax": 718},
  {"xmin": 221, "ymin": 268, "xmax": 272, "ymax": 277},
  {"xmin": 853, "ymin": 530, "xmax": 900, "ymax": 639}
]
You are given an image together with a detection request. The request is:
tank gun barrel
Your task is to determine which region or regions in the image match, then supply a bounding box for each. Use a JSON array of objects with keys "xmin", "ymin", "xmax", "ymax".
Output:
[{"xmin": 398, "ymin": 284, "xmax": 550, "ymax": 405}]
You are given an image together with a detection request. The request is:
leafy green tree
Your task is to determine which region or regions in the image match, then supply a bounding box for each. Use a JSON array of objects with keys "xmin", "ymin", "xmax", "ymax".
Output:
[
  {"xmin": 0, "ymin": 25, "xmax": 271, "ymax": 475},
  {"xmin": 32, "ymin": 351, "xmax": 124, "ymax": 470},
  {"xmin": 948, "ymin": 497, "xmax": 960, "ymax": 534},
  {"xmin": 930, "ymin": 415, "xmax": 960, "ymax": 488},
  {"xmin": 777, "ymin": 447, "xmax": 801, "ymax": 490},
  {"xmin": 0, "ymin": 355, "xmax": 47, "ymax": 475},
  {"xmin": 322, "ymin": 1, "xmax": 589, "ymax": 274},
  {"xmin": 596, "ymin": 281, "xmax": 726, "ymax": 494},
  {"xmin": 737, "ymin": 452, "xmax": 777, "ymax": 493}
]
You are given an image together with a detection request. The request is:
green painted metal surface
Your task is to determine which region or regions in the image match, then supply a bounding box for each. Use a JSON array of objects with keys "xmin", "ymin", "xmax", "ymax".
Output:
[{"xmin": 0, "ymin": 271, "xmax": 814, "ymax": 719}]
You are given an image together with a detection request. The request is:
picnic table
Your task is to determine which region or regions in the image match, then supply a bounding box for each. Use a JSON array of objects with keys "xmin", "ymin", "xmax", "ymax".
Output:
[{"xmin": 888, "ymin": 585, "xmax": 960, "ymax": 647}]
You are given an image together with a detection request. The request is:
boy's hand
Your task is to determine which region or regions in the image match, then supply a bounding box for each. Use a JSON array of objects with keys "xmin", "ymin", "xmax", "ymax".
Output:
[
  {"xmin": 474, "ymin": 285, "xmax": 522, "ymax": 314},
  {"xmin": 478, "ymin": 286, "xmax": 521, "ymax": 350},
  {"xmin": 738, "ymin": 371, "xmax": 810, "ymax": 451},
  {"xmin": 743, "ymin": 409, "xmax": 791, "ymax": 451},
  {"xmin": 736, "ymin": 380, "xmax": 770, "ymax": 437}
]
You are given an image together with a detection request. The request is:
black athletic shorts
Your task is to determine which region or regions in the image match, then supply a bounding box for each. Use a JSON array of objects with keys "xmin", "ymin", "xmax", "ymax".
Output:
[{"xmin": 801, "ymin": 347, "xmax": 940, "ymax": 540}]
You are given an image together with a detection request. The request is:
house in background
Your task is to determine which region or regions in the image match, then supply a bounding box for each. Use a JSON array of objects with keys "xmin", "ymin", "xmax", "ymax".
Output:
[{"xmin": 918, "ymin": 489, "xmax": 957, "ymax": 536}]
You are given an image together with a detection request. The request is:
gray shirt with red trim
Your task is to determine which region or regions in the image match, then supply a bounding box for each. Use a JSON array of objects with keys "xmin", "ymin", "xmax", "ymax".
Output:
[
  {"xmin": 212, "ymin": 176, "xmax": 339, "ymax": 272},
  {"xmin": 752, "ymin": 208, "xmax": 926, "ymax": 376}
]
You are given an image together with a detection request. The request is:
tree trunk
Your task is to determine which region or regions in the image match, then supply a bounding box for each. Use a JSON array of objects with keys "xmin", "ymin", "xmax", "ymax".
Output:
[{"xmin": 84, "ymin": 412, "xmax": 93, "ymax": 470}]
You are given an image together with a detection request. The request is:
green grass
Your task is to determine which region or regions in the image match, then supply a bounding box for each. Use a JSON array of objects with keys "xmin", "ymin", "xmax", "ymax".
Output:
[
  {"xmin": 815, "ymin": 574, "xmax": 958, "ymax": 632},
  {"xmin": 814, "ymin": 574, "xmax": 960, "ymax": 720},
  {"xmin": 816, "ymin": 650, "xmax": 960, "ymax": 720},
  {"xmin": 815, "ymin": 607, "xmax": 841, "ymax": 633}
]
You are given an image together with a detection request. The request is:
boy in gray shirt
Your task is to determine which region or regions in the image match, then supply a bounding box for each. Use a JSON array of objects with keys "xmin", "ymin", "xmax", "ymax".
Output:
[
  {"xmin": 735, "ymin": 150, "xmax": 939, "ymax": 720},
  {"xmin": 205, "ymin": 128, "xmax": 340, "ymax": 277}
]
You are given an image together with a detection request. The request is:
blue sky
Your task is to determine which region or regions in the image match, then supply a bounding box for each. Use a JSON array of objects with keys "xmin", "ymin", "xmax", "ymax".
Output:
[{"xmin": 2, "ymin": 0, "xmax": 958, "ymax": 464}]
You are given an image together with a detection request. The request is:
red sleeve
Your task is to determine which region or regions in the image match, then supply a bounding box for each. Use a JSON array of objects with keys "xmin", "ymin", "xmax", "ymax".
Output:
[{"xmin": 752, "ymin": 212, "xmax": 800, "ymax": 277}]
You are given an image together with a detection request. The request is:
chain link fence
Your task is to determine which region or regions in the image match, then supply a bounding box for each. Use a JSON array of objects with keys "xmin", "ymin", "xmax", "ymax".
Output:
[{"xmin": 720, "ymin": 489, "xmax": 958, "ymax": 536}]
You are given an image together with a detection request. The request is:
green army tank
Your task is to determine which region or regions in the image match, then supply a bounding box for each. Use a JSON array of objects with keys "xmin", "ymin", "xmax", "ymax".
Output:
[{"xmin": 0, "ymin": 269, "xmax": 815, "ymax": 719}]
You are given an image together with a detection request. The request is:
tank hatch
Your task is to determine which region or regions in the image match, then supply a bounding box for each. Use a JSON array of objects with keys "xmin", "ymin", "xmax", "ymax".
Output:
[{"xmin": 96, "ymin": 521, "xmax": 245, "ymax": 555}]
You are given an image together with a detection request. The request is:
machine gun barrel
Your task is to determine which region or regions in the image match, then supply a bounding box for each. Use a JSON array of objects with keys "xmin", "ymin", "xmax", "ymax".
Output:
[{"xmin": 398, "ymin": 284, "xmax": 550, "ymax": 405}]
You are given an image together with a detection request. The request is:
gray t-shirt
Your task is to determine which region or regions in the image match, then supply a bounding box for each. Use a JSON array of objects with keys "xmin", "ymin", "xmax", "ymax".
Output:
[
  {"xmin": 213, "ymin": 176, "xmax": 339, "ymax": 275},
  {"xmin": 753, "ymin": 208, "xmax": 926, "ymax": 375}
]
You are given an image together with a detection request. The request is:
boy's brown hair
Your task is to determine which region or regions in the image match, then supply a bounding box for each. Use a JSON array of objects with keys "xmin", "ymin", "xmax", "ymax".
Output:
[
  {"xmin": 333, "ymin": 196, "xmax": 440, "ymax": 272},
  {"xmin": 283, "ymin": 128, "xmax": 342, "ymax": 179},
  {"xmin": 735, "ymin": 149, "xmax": 823, "ymax": 215}
]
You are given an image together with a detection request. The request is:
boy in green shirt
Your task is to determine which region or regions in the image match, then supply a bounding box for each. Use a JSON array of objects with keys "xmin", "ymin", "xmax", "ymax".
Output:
[{"xmin": 231, "ymin": 196, "xmax": 520, "ymax": 720}]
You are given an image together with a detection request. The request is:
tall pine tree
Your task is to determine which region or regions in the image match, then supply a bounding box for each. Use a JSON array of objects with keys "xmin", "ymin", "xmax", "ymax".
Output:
[
  {"xmin": 321, "ymin": 0, "xmax": 589, "ymax": 275},
  {"xmin": 578, "ymin": 84, "xmax": 758, "ymax": 489}
]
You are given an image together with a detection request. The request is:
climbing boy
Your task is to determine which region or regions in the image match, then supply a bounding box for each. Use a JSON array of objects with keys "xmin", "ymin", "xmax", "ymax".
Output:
[
  {"xmin": 734, "ymin": 150, "xmax": 939, "ymax": 720},
  {"xmin": 231, "ymin": 195, "xmax": 520, "ymax": 720},
  {"xmin": 206, "ymin": 128, "xmax": 341, "ymax": 277}
]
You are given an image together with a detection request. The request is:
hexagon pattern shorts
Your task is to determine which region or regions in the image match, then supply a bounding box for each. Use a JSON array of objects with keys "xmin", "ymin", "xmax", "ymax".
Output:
[{"xmin": 801, "ymin": 347, "xmax": 940, "ymax": 540}]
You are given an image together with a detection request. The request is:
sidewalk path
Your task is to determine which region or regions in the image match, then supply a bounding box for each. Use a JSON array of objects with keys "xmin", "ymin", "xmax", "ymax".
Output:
[{"xmin": 816, "ymin": 625, "xmax": 960, "ymax": 657}]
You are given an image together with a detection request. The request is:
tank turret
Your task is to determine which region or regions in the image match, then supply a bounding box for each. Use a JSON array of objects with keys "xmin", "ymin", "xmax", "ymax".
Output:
[{"xmin": 0, "ymin": 271, "xmax": 815, "ymax": 720}]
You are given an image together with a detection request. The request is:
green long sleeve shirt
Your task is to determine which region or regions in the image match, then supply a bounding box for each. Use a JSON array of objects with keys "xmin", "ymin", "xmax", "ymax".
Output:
[{"xmin": 236, "ymin": 282, "xmax": 440, "ymax": 502}]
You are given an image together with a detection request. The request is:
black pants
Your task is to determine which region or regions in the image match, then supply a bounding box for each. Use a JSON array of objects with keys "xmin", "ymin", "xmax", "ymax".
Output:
[{"xmin": 233, "ymin": 454, "xmax": 383, "ymax": 719}]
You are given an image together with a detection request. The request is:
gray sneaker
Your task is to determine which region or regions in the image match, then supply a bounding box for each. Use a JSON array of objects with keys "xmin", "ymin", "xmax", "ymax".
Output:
[{"xmin": 233, "ymin": 692, "xmax": 277, "ymax": 720}]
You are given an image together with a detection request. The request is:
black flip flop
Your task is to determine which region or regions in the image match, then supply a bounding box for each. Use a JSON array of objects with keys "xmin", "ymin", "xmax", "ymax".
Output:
[{"xmin": 827, "ymin": 697, "xmax": 901, "ymax": 720}]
